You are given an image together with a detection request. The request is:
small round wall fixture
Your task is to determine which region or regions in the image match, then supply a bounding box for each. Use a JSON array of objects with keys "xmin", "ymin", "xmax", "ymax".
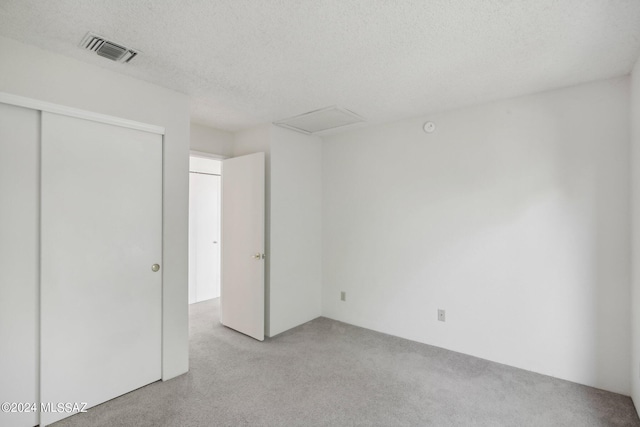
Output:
[{"xmin": 423, "ymin": 121, "xmax": 436, "ymax": 133}]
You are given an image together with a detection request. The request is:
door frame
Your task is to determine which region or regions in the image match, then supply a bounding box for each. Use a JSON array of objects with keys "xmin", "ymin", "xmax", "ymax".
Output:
[
  {"xmin": 190, "ymin": 149, "xmax": 228, "ymax": 160},
  {"xmin": 188, "ymin": 150, "xmax": 226, "ymax": 306}
]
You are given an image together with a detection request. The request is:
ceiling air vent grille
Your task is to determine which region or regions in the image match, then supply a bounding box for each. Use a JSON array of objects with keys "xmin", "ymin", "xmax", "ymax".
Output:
[{"xmin": 80, "ymin": 32, "xmax": 139, "ymax": 63}]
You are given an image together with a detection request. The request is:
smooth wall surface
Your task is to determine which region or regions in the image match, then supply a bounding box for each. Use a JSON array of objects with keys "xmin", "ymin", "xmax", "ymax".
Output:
[
  {"xmin": 269, "ymin": 126, "xmax": 323, "ymax": 336},
  {"xmin": 322, "ymin": 77, "xmax": 631, "ymax": 394},
  {"xmin": 0, "ymin": 36, "xmax": 190, "ymax": 380},
  {"xmin": 631, "ymin": 57, "xmax": 640, "ymax": 407},
  {"xmin": 191, "ymin": 122, "xmax": 234, "ymax": 157}
]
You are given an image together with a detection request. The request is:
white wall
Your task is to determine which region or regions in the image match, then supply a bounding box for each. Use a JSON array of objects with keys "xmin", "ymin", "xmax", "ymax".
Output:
[
  {"xmin": 0, "ymin": 36, "xmax": 190, "ymax": 380},
  {"xmin": 631, "ymin": 57, "xmax": 640, "ymax": 407},
  {"xmin": 234, "ymin": 124, "xmax": 272, "ymax": 158},
  {"xmin": 322, "ymin": 77, "xmax": 631, "ymax": 394},
  {"xmin": 191, "ymin": 122, "xmax": 234, "ymax": 157},
  {"xmin": 270, "ymin": 127, "xmax": 323, "ymax": 336}
]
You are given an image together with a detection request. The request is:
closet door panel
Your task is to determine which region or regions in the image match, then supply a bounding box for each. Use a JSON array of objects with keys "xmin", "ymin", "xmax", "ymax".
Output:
[
  {"xmin": 40, "ymin": 112, "xmax": 162, "ymax": 425},
  {"xmin": 0, "ymin": 103, "xmax": 39, "ymax": 427}
]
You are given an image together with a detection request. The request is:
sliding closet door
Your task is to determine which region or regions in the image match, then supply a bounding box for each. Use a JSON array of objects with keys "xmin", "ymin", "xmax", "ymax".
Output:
[
  {"xmin": 40, "ymin": 113, "xmax": 162, "ymax": 425},
  {"xmin": 0, "ymin": 103, "xmax": 39, "ymax": 427}
]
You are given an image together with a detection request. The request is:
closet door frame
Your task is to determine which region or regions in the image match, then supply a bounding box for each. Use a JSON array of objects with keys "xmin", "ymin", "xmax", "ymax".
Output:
[
  {"xmin": 0, "ymin": 92, "xmax": 164, "ymax": 135},
  {"xmin": 0, "ymin": 92, "xmax": 165, "ymax": 427}
]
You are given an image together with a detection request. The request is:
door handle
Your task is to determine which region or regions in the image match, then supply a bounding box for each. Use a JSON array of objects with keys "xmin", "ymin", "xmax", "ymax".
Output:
[
  {"xmin": 252, "ymin": 253, "xmax": 265, "ymax": 260},
  {"xmin": 151, "ymin": 264, "xmax": 160, "ymax": 272}
]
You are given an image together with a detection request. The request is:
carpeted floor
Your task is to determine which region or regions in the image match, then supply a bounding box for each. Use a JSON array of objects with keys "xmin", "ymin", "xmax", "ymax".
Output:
[{"xmin": 53, "ymin": 298, "xmax": 639, "ymax": 427}]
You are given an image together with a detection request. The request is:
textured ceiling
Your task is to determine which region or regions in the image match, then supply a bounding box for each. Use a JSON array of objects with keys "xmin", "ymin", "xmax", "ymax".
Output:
[{"xmin": 1, "ymin": 1, "xmax": 640, "ymax": 132}]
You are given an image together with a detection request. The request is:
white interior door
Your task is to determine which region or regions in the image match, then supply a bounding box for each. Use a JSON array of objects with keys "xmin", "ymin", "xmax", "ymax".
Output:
[
  {"xmin": 221, "ymin": 152, "xmax": 265, "ymax": 341},
  {"xmin": 0, "ymin": 103, "xmax": 39, "ymax": 427},
  {"xmin": 40, "ymin": 112, "xmax": 162, "ymax": 425},
  {"xmin": 189, "ymin": 171, "xmax": 221, "ymax": 303}
]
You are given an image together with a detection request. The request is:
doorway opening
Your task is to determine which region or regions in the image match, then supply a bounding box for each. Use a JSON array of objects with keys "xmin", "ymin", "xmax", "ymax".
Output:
[
  {"xmin": 188, "ymin": 155, "xmax": 222, "ymax": 304},
  {"xmin": 188, "ymin": 151, "xmax": 266, "ymax": 341}
]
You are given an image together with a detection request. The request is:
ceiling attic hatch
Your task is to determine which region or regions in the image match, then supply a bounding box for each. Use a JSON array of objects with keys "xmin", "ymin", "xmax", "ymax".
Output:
[
  {"xmin": 274, "ymin": 106, "xmax": 365, "ymax": 134},
  {"xmin": 79, "ymin": 32, "xmax": 140, "ymax": 63}
]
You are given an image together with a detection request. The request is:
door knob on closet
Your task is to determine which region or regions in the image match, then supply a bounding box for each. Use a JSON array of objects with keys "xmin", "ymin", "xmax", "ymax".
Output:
[{"xmin": 151, "ymin": 264, "xmax": 160, "ymax": 272}]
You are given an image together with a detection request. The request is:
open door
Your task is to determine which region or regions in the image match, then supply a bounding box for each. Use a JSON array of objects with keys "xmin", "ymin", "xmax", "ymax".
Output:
[{"xmin": 221, "ymin": 152, "xmax": 265, "ymax": 341}]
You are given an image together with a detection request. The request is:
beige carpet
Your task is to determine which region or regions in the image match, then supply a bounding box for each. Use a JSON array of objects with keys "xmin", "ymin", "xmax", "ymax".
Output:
[{"xmin": 52, "ymin": 298, "xmax": 640, "ymax": 427}]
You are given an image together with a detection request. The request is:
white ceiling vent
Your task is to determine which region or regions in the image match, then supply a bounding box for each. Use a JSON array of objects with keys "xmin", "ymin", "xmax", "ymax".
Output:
[
  {"xmin": 274, "ymin": 106, "xmax": 364, "ymax": 134},
  {"xmin": 80, "ymin": 32, "xmax": 139, "ymax": 63}
]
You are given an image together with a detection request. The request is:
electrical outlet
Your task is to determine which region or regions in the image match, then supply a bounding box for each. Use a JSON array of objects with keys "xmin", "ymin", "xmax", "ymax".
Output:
[
  {"xmin": 340, "ymin": 291, "xmax": 346, "ymax": 301},
  {"xmin": 438, "ymin": 309, "xmax": 446, "ymax": 322}
]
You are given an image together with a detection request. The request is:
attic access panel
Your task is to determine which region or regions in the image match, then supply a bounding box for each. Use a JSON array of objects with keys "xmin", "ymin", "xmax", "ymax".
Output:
[{"xmin": 274, "ymin": 106, "xmax": 364, "ymax": 134}]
